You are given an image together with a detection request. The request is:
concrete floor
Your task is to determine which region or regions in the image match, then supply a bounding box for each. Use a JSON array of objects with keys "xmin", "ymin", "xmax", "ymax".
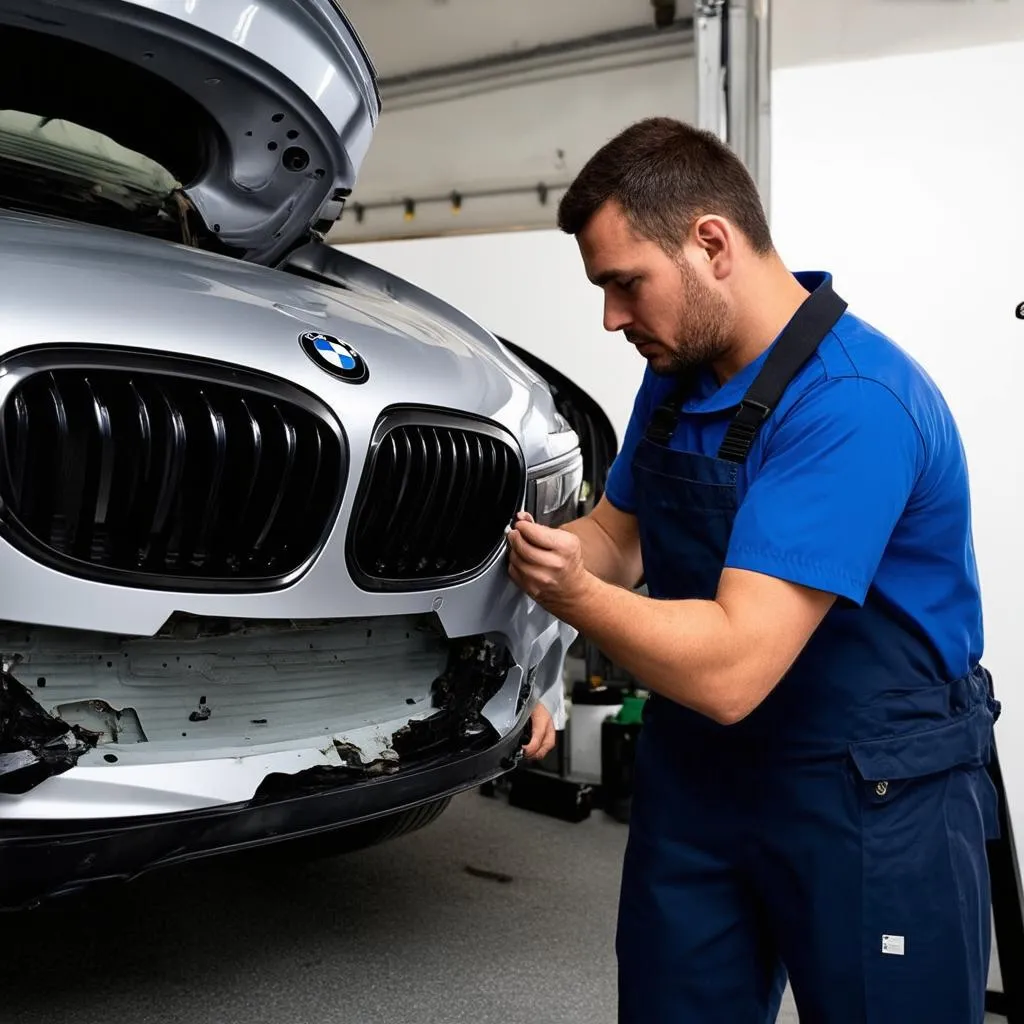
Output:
[{"xmin": 0, "ymin": 787, "xmax": 1005, "ymax": 1024}]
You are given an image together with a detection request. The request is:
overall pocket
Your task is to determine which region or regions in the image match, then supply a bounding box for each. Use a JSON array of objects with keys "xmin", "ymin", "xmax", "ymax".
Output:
[{"xmin": 847, "ymin": 705, "xmax": 999, "ymax": 1023}]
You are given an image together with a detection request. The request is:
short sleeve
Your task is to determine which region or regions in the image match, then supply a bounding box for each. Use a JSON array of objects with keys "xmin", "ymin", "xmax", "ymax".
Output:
[
  {"xmin": 724, "ymin": 377, "xmax": 925, "ymax": 605},
  {"xmin": 604, "ymin": 371, "xmax": 660, "ymax": 514}
]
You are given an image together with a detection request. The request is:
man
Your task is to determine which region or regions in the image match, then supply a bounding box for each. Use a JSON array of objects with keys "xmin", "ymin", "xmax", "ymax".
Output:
[{"xmin": 509, "ymin": 117, "xmax": 1001, "ymax": 1023}]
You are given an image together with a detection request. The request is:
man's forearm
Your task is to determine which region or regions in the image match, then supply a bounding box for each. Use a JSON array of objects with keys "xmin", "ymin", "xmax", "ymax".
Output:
[
  {"xmin": 506, "ymin": 519, "xmax": 835, "ymax": 726},
  {"xmin": 547, "ymin": 572, "xmax": 755, "ymax": 725},
  {"xmin": 560, "ymin": 517, "xmax": 641, "ymax": 590}
]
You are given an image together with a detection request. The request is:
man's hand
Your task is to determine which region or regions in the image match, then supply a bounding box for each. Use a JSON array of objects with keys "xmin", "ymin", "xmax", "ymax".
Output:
[
  {"xmin": 522, "ymin": 702, "xmax": 557, "ymax": 760},
  {"xmin": 506, "ymin": 511, "xmax": 596, "ymax": 616}
]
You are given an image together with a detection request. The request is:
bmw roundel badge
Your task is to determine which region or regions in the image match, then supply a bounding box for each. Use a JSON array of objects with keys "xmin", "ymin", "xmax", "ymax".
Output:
[{"xmin": 300, "ymin": 331, "xmax": 369, "ymax": 384}]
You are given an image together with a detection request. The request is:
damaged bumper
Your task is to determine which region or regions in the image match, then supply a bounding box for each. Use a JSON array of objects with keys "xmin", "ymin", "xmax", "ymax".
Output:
[
  {"xmin": 0, "ymin": 702, "xmax": 530, "ymax": 910},
  {"xmin": 0, "ymin": 615, "xmax": 555, "ymax": 908}
]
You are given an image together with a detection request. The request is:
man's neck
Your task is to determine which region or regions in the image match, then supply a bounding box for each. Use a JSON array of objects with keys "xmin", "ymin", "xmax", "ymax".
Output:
[{"xmin": 711, "ymin": 262, "xmax": 811, "ymax": 384}]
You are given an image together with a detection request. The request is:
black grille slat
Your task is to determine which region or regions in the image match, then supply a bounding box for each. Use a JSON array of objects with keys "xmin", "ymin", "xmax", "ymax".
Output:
[
  {"xmin": 464, "ymin": 436, "xmax": 495, "ymax": 569},
  {"xmin": 123, "ymin": 381, "xmax": 154, "ymax": 558},
  {"xmin": 191, "ymin": 389, "xmax": 228, "ymax": 568},
  {"xmin": 406, "ymin": 427, "xmax": 441, "ymax": 570},
  {"xmin": 443, "ymin": 431, "xmax": 474, "ymax": 544},
  {"xmin": 154, "ymin": 382, "xmax": 189, "ymax": 569},
  {"xmin": 49, "ymin": 374, "xmax": 88, "ymax": 556},
  {"xmin": 4, "ymin": 392, "xmax": 30, "ymax": 511},
  {"xmin": 387, "ymin": 429, "xmax": 413, "ymax": 532},
  {"xmin": 235, "ymin": 396, "xmax": 263, "ymax": 528},
  {"xmin": 419, "ymin": 428, "xmax": 459, "ymax": 571},
  {"xmin": 349, "ymin": 416, "xmax": 523, "ymax": 589},
  {"xmin": 0, "ymin": 360, "xmax": 345, "ymax": 589},
  {"xmin": 251, "ymin": 404, "xmax": 299, "ymax": 562}
]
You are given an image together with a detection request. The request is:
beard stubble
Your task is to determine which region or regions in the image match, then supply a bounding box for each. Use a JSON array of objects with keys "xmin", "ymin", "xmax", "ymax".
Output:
[{"xmin": 635, "ymin": 257, "xmax": 733, "ymax": 377}]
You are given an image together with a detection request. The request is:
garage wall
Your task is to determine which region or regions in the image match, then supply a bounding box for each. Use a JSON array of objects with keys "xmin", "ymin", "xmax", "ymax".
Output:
[
  {"xmin": 770, "ymin": 0, "xmax": 1024, "ymax": 851},
  {"xmin": 332, "ymin": 0, "xmax": 694, "ymax": 242},
  {"xmin": 330, "ymin": 54, "xmax": 696, "ymax": 242}
]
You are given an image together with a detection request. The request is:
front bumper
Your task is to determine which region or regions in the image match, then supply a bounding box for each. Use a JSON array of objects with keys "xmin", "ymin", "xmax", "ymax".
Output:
[{"xmin": 0, "ymin": 703, "xmax": 530, "ymax": 910}]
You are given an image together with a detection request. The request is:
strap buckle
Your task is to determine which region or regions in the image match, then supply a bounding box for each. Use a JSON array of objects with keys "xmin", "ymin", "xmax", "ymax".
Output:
[
  {"xmin": 646, "ymin": 404, "xmax": 680, "ymax": 444},
  {"xmin": 717, "ymin": 398, "xmax": 773, "ymax": 463},
  {"xmin": 736, "ymin": 398, "xmax": 771, "ymax": 424}
]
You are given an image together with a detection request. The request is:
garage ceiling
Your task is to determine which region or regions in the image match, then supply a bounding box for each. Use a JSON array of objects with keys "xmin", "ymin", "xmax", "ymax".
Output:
[
  {"xmin": 329, "ymin": 0, "xmax": 696, "ymax": 243},
  {"xmin": 341, "ymin": 0, "xmax": 680, "ymax": 80}
]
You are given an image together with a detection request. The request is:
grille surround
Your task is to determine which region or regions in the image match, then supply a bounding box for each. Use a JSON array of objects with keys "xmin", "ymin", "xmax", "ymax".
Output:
[
  {"xmin": 347, "ymin": 407, "xmax": 526, "ymax": 592},
  {"xmin": 0, "ymin": 346, "xmax": 347, "ymax": 591}
]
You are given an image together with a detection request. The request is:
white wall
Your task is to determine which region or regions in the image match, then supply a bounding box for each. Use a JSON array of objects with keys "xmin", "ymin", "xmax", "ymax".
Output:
[
  {"xmin": 772, "ymin": 0, "xmax": 1023, "ymax": 69},
  {"xmin": 770, "ymin": 1, "xmax": 1024, "ymax": 854}
]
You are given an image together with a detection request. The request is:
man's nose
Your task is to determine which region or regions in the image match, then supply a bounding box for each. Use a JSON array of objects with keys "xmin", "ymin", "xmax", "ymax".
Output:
[{"xmin": 603, "ymin": 297, "xmax": 631, "ymax": 334}]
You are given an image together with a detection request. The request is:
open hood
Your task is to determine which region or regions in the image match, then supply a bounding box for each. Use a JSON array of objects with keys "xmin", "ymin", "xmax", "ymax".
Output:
[{"xmin": 0, "ymin": 0, "xmax": 379, "ymax": 264}]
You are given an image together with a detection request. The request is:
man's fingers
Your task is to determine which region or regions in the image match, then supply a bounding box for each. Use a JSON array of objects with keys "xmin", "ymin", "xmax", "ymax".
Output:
[
  {"xmin": 507, "ymin": 530, "xmax": 567, "ymax": 569},
  {"xmin": 512, "ymin": 519, "xmax": 571, "ymax": 552},
  {"xmin": 523, "ymin": 719, "xmax": 554, "ymax": 759},
  {"xmin": 537, "ymin": 721, "xmax": 556, "ymax": 758},
  {"xmin": 522, "ymin": 702, "xmax": 556, "ymax": 760}
]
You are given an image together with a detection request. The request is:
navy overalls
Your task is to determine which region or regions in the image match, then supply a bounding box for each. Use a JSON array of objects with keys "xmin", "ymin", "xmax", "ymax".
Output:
[{"xmin": 615, "ymin": 278, "xmax": 1001, "ymax": 1022}]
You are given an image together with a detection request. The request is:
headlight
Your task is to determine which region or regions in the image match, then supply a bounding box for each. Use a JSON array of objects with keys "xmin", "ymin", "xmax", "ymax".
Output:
[{"xmin": 526, "ymin": 450, "xmax": 584, "ymax": 527}]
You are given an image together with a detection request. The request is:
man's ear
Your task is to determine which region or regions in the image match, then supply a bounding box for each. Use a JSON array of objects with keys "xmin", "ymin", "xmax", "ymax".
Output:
[
  {"xmin": 693, "ymin": 215, "xmax": 734, "ymax": 277},
  {"xmin": 694, "ymin": 215, "xmax": 730, "ymax": 259}
]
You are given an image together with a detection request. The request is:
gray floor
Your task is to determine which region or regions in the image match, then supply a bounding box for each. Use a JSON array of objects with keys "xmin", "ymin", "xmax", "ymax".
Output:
[{"xmin": 0, "ymin": 788, "xmax": 1005, "ymax": 1023}]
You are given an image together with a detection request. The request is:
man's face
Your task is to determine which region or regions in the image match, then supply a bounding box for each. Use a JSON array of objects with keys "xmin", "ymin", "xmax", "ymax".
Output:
[{"xmin": 577, "ymin": 200, "xmax": 732, "ymax": 376}]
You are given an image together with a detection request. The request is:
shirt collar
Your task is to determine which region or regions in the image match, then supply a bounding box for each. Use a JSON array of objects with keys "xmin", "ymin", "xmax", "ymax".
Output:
[{"xmin": 682, "ymin": 270, "xmax": 832, "ymax": 415}]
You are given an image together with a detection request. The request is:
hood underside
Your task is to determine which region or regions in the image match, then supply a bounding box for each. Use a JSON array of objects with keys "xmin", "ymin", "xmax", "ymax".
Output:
[{"xmin": 0, "ymin": 0, "xmax": 379, "ymax": 264}]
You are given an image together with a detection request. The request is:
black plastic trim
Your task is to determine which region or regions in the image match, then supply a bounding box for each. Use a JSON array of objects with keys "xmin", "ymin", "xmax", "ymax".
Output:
[
  {"xmin": 346, "ymin": 405, "xmax": 527, "ymax": 593},
  {"xmin": 0, "ymin": 344, "xmax": 348, "ymax": 592},
  {"xmin": 0, "ymin": 706, "xmax": 529, "ymax": 910}
]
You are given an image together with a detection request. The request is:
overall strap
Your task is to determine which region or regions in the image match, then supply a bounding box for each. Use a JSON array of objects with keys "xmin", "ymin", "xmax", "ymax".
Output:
[
  {"xmin": 717, "ymin": 281, "xmax": 848, "ymax": 463},
  {"xmin": 644, "ymin": 368, "xmax": 698, "ymax": 444}
]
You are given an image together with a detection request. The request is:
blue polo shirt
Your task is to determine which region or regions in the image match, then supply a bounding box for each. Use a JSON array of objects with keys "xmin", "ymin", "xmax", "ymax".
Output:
[{"xmin": 605, "ymin": 271, "xmax": 984, "ymax": 680}]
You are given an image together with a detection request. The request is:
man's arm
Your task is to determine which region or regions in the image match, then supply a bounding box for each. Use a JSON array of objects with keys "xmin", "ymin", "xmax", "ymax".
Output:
[
  {"xmin": 508, "ymin": 376, "xmax": 924, "ymax": 726},
  {"xmin": 559, "ymin": 496, "xmax": 643, "ymax": 591},
  {"xmin": 510, "ymin": 524, "xmax": 833, "ymax": 724}
]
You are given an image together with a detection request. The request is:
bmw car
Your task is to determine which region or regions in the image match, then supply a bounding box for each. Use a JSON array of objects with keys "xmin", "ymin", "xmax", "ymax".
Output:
[{"xmin": 0, "ymin": 0, "xmax": 610, "ymax": 909}]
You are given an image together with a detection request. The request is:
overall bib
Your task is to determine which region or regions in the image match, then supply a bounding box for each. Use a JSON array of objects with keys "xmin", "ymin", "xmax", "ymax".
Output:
[{"xmin": 616, "ymin": 279, "xmax": 1001, "ymax": 1023}]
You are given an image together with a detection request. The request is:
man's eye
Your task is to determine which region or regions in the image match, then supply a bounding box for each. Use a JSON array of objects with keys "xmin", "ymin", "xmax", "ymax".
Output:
[{"xmin": 620, "ymin": 277, "xmax": 639, "ymax": 291}]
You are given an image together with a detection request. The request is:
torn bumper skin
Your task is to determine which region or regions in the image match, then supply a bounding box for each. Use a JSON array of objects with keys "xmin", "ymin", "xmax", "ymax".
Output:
[
  {"xmin": 0, "ymin": 669, "xmax": 99, "ymax": 795},
  {"xmin": 0, "ymin": 619, "xmax": 547, "ymax": 909}
]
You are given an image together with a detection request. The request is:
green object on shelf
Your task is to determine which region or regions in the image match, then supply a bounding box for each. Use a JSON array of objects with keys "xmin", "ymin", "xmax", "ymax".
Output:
[{"xmin": 614, "ymin": 693, "xmax": 647, "ymax": 726}]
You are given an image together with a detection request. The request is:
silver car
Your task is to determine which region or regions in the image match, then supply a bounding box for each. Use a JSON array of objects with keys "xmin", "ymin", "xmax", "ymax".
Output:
[{"xmin": 0, "ymin": 0, "xmax": 607, "ymax": 908}]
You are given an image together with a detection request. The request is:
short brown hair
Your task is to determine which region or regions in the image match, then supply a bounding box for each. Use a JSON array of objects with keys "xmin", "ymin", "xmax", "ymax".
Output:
[{"xmin": 557, "ymin": 117, "xmax": 773, "ymax": 255}]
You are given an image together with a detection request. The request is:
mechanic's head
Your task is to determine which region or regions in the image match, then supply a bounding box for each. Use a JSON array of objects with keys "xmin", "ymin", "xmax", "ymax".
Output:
[{"xmin": 558, "ymin": 117, "xmax": 774, "ymax": 376}]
